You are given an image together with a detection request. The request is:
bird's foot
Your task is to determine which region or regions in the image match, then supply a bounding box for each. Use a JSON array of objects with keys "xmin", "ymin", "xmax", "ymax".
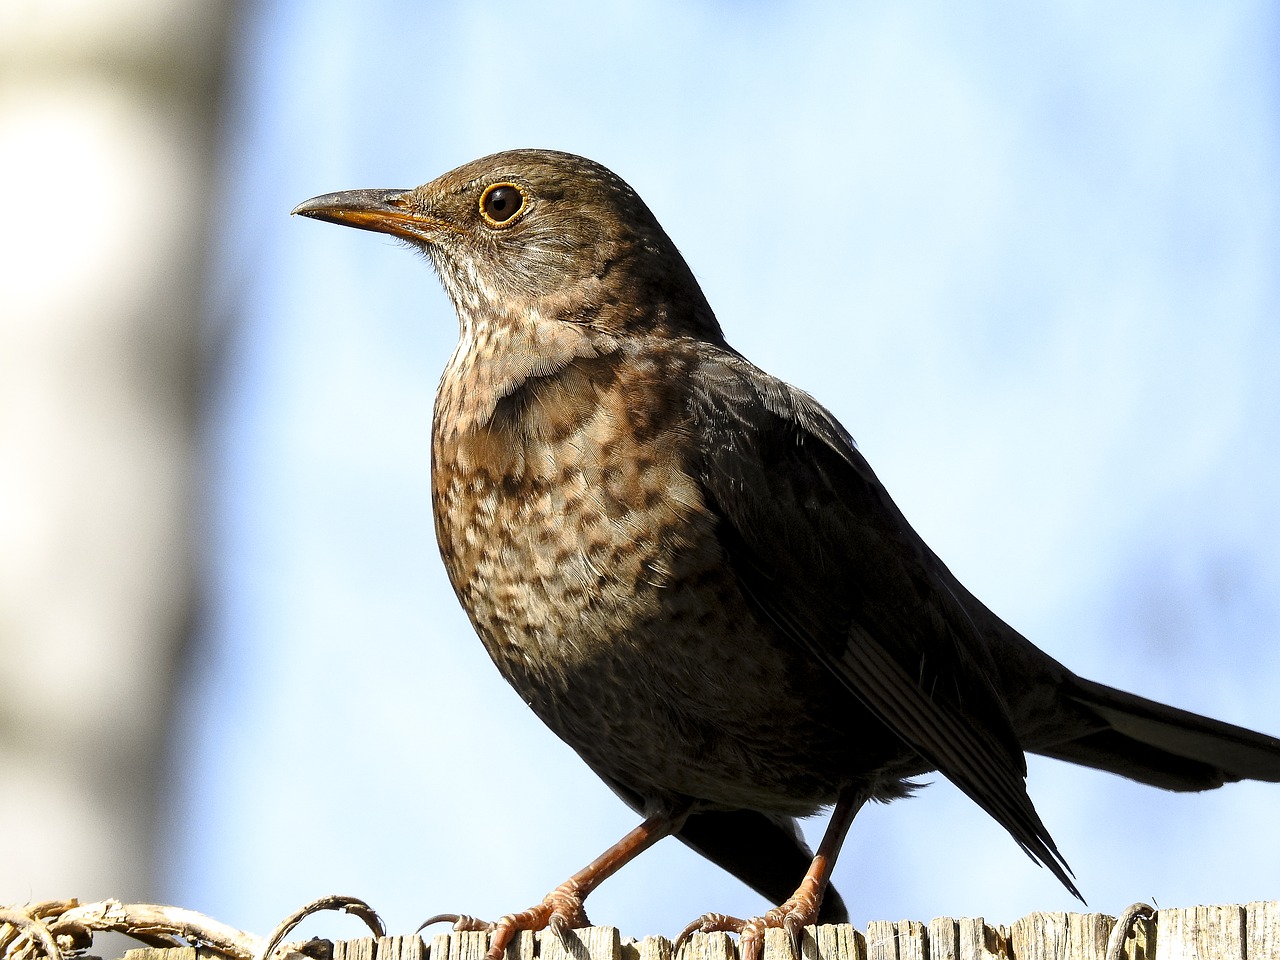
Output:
[
  {"xmin": 422, "ymin": 881, "xmax": 591, "ymax": 960},
  {"xmin": 675, "ymin": 893, "xmax": 819, "ymax": 960}
]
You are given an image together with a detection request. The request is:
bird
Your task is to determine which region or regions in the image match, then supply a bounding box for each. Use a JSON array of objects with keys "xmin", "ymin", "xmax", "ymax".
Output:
[{"xmin": 292, "ymin": 149, "xmax": 1280, "ymax": 960}]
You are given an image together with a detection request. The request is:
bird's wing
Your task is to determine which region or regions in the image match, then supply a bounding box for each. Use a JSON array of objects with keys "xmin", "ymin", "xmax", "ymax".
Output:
[
  {"xmin": 676, "ymin": 808, "xmax": 850, "ymax": 923},
  {"xmin": 688, "ymin": 349, "xmax": 1080, "ymax": 898}
]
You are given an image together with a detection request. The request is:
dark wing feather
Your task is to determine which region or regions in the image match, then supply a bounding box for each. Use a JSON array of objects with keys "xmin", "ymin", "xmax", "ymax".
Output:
[
  {"xmin": 601, "ymin": 778, "xmax": 849, "ymax": 922},
  {"xmin": 688, "ymin": 350, "xmax": 1081, "ymax": 899},
  {"xmin": 678, "ymin": 809, "xmax": 850, "ymax": 924}
]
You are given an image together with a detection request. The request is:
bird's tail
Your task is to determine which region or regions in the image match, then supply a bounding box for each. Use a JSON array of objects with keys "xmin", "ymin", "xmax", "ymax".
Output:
[{"xmin": 1035, "ymin": 675, "xmax": 1280, "ymax": 791}]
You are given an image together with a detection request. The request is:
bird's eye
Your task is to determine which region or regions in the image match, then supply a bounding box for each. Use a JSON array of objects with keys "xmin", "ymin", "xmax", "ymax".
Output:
[{"xmin": 479, "ymin": 183, "xmax": 526, "ymax": 227}]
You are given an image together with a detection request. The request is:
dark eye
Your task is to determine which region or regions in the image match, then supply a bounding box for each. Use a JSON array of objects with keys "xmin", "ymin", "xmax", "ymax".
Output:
[{"xmin": 480, "ymin": 183, "xmax": 526, "ymax": 226}]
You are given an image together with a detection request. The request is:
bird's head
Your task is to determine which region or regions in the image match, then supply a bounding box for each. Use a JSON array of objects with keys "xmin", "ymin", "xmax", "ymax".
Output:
[{"xmin": 292, "ymin": 149, "xmax": 722, "ymax": 343}]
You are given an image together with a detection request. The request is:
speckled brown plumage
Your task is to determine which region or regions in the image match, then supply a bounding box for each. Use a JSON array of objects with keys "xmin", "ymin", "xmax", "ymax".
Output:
[
  {"xmin": 293, "ymin": 150, "xmax": 1280, "ymax": 960},
  {"xmin": 433, "ymin": 338, "xmax": 896, "ymax": 816}
]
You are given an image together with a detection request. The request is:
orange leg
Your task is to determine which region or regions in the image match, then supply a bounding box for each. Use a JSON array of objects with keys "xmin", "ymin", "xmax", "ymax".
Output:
[
  {"xmin": 676, "ymin": 787, "xmax": 868, "ymax": 960},
  {"xmin": 426, "ymin": 806, "xmax": 688, "ymax": 960}
]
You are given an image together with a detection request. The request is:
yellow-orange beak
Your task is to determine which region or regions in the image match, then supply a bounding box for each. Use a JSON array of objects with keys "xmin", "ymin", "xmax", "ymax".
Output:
[{"xmin": 291, "ymin": 188, "xmax": 448, "ymax": 244}]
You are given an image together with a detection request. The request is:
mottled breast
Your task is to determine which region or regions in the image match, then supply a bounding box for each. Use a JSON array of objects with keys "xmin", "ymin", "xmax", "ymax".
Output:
[{"xmin": 431, "ymin": 331, "xmax": 874, "ymax": 813}]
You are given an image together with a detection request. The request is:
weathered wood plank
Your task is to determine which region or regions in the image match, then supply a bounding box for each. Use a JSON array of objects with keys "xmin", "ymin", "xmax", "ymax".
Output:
[
  {"xmin": 675, "ymin": 931, "xmax": 736, "ymax": 960},
  {"xmin": 333, "ymin": 937, "xmax": 377, "ymax": 960},
  {"xmin": 122, "ymin": 949, "xmax": 199, "ymax": 960},
  {"xmin": 1154, "ymin": 906, "xmax": 1246, "ymax": 960},
  {"xmin": 635, "ymin": 933, "xmax": 672, "ymax": 960},
  {"xmin": 431, "ymin": 929, "xmax": 494, "ymax": 960},
  {"xmin": 1010, "ymin": 911, "xmax": 1067, "ymax": 960},
  {"xmin": 866, "ymin": 920, "xmax": 898, "ymax": 960},
  {"xmin": 104, "ymin": 904, "xmax": 1280, "ymax": 960},
  {"xmin": 812, "ymin": 921, "xmax": 866, "ymax": 960},
  {"xmin": 1010, "ymin": 910, "xmax": 1114, "ymax": 960},
  {"xmin": 375, "ymin": 935, "xmax": 427, "ymax": 960},
  {"xmin": 540, "ymin": 926, "xmax": 621, "ymax": 960},
  {"xmin": 955, "ymin": 918, "xmax": 1005, "ymax": 960},
  {"xmin": 897, "ymin": 921, "xmax": 928, "ymax": 960},
  {"xmin": 928, "ymin": 918, "xmax": 960, "ymax": 960},
  {"xmin": 1248, "ymin": 901, "xmax": 1280, "ymax": 960},
  {"xmin": 863, "ymin": 920, "xmax": 926, "ymax": 960}
]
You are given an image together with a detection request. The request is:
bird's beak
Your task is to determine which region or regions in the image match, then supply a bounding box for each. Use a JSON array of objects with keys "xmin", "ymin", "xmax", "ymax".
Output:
[{"xmin": 291, "ymin": 188, "xmax": 447, "ymax": 243}]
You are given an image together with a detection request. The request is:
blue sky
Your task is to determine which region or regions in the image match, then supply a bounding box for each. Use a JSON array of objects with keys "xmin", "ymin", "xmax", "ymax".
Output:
[{"xmin": 176, "ymin": 0, "xmax": 1280, "ymax": 942}]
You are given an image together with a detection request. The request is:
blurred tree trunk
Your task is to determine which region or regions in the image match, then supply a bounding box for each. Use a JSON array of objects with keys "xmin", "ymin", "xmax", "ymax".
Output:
[{"xmin": 0, "ymin": 1, "xmax": 238, "ymax": 903}]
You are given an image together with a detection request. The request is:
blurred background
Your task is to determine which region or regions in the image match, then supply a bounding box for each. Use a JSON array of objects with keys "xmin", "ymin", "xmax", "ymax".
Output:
[{"xmin": 2, "ymin": 0, "xmax": 1278, "ymax": 946}]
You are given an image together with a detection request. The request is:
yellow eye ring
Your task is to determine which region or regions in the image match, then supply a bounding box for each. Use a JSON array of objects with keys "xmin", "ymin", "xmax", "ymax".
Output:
[{"xmin": 479, "ymin": 182, "xmax": 527, "ymax": 227}]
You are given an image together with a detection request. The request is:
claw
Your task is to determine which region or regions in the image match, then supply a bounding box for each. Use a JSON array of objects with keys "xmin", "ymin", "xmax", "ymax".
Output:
[
  {"xmin": 739, "ymin": 919, "xmax": 764, "ymax": 960},
  {"xmin": 674, "ymin": 905, "xmax": 813, "ymax": 960},
  {"xmin": 418, "ymin": 914, "xmax": 459, "ymax": 930},
  {"xmin": 783, "ymin": 914, "xmax": 806, "ymax": 959},
  {"xmin": 547, "ymin": 911, "xmax": 580, "ymax": 953},
  {"xmin": 673, "ymin": 914, "xmax": 746, "ymax": 954},
  {"xmin": 414, "ymin": 887, "xmax": 591, "ymax": 960},
  {"xmin": 416, "ymin": 913, "xmax": 495, "ymax": 934},
  {"xmin": 417, "ymin": 913, "xmax": 492, "ymax": 933},
  {"xmin": 441, "ymin": 883, "xmax": 588, "ymax": 960}
]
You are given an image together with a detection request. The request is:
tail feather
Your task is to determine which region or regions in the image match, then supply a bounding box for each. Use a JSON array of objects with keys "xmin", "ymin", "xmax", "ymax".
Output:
[{"xmin": 1036, "ymin": 676, "xmax": 1280, "ymax": 790}]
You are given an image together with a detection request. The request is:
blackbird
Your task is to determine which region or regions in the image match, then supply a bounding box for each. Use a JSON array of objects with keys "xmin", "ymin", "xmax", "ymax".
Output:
[{"xmin": 293, "ymin": 149, "xmax": 1280, "ymax": 960}]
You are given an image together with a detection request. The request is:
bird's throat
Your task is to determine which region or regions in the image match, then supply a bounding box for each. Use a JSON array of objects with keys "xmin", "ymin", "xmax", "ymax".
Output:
[{"xmin": 434, "ymin": 309, "xmax": 617, "ymax": 438}]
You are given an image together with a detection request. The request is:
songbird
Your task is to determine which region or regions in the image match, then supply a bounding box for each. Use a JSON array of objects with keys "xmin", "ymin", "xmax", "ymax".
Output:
[{"xmin": 293, "ymin": 149, "xmax": 1280, "ymax": 960}]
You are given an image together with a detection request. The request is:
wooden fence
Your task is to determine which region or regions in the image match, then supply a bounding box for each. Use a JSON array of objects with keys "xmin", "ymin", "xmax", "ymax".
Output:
[{"xmin": 111, "ymin": 902, "xmax": 1279, "ymax": 960}]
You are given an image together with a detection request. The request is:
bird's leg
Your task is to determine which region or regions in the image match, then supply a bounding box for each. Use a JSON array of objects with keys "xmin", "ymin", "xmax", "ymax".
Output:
[
  {"xmin": 675, "ymin": 786, "xmax": 869, "ymax": 960},
  {"xmin": 429, "ymin": 806, "xmax": 689, "ymax": 960}
]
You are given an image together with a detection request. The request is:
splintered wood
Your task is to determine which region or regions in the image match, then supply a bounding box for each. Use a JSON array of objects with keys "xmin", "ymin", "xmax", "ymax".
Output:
[{"xmin": 112, "ymin": 904, "xmax": 1279, "ymax": 960}]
